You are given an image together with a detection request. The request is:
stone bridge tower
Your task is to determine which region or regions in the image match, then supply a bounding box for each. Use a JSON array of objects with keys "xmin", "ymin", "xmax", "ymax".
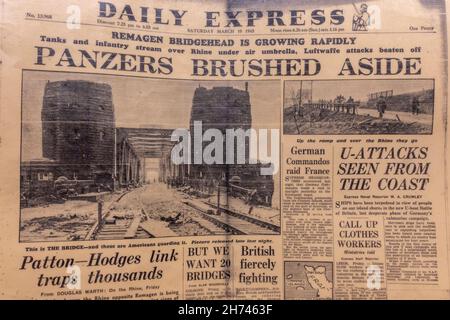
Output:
[
  {"xmin": 189, "ymin": 84, "xmax": 252, "ymax": 180},
  {"xmin": 41, "ymin": 80, "xmax": 115, "ymax": 182}
]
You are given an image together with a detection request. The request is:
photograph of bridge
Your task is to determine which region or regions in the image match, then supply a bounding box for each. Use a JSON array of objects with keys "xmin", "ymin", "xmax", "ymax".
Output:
[
  {"xmin": 20, "ymin": 71, "xmax": 281, "ymax": 242},
  {"xmin": 283, "ymin": 79, "xmax": 434, "ymax": 135}
]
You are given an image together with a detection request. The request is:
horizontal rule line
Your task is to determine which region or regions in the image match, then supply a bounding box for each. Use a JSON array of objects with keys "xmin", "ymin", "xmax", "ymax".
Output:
[{"xmin": 24, "ymin": 18, "xmax": 438, "ymax": 37}]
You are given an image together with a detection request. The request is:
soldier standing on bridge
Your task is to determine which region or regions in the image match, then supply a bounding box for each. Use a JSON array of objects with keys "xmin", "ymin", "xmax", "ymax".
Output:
[
  {"xmin": 335, "ymin": 94, "xmax": 345, "ymax": 112},
  {"xmin": 347, "ymin": 96, "xmax": 355, "ymax": 114},
  {"xmin": 411, "ymin": 96, "xmax": 420, "ymax": 115},
  {"xmin": 376, "ymin": 97, "xmax": 387, "ymax": 118}
]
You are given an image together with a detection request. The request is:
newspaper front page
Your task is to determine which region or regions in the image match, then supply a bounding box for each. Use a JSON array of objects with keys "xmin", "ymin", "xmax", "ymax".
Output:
[{"xmin": 0, "ymin": 0, "xmax": 449, "ymax": 300}]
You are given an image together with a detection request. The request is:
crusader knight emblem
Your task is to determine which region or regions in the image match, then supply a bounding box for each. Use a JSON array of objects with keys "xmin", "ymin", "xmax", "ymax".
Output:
[{"xmin": 352, "ymin": 3, "xmax": 371, "ymax": 31}]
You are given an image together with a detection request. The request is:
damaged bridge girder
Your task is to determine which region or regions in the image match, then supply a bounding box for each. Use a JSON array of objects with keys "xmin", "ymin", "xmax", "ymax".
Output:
[{"xmin": 116, "ymin": 128, "xmax": 176, "ymax": 185}]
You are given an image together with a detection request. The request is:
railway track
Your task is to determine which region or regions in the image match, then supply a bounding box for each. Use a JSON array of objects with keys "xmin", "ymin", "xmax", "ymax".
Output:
[
  {"xmin": 90, "ymin": 186, "xmax": 280, "ymax": 239},
  {"xmin": 94, "ymin": 215, "xmax": 153, "ymax": 240},
  {"xmin": 184, "ymin": 201, "xmax": 280, "ymax": 235}
]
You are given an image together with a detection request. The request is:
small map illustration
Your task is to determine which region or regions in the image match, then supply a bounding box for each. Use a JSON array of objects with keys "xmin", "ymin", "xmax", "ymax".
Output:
[{"xmin": 284, "ymin": 261, "xmax": 333, "ymax": 300}]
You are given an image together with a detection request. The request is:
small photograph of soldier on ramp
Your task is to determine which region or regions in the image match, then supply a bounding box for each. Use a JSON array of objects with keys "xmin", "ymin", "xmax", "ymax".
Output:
[{"xmin": 283, "ymin": 79, "xmax": 434, "ymax": 135}]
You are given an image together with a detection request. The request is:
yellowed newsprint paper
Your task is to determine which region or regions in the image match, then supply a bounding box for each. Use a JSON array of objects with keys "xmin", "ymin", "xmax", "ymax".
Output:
[{"xmin": 0, "ymin": 0, "xmax": 449, "ymax": 300}]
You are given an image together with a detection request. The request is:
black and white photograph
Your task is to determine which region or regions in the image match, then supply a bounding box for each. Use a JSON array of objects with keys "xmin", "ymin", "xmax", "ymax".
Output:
[
  {"xmin": 20, "ymin": 70, "xmax": 281, "ymax": 242},
  {"xmin": 283, "ymin": 79, "xmax": 434, "ymax": 135}
]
